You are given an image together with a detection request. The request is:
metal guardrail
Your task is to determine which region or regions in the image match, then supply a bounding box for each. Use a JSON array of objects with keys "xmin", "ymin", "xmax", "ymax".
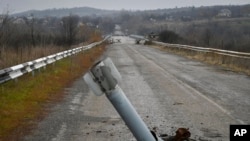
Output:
[
  {"xmin": 0, "ymin": 36, "xmax": 110, "ymax": 84},
  {"xmin": 130, "ymin": 35, "xmax": 146, "ymax": 40},
  {"xmin": 128, "ymin": 34, "xmax": 250, "ymax": 58},
  {"xmin": 130, "ymin": 35, "xmax": 149, "ymax": 44},
  {"xmin": 153, "ymin": 41, "xmax": 250, "ymax": 59}
]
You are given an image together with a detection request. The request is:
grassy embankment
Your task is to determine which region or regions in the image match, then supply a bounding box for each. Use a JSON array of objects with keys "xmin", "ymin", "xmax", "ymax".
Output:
[
  {"xmin": 150, "ymin": 43, "xmax": 250, "ymax": 75},
  {"xmin": 0, "ymin": 43, "xmax": 107, "ymax": 141}
]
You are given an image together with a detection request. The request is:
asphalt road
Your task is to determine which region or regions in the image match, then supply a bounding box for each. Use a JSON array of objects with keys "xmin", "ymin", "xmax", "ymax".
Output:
[{"xmin": 23, "ymin": 36, "xmax": 250, "ymax": 141}]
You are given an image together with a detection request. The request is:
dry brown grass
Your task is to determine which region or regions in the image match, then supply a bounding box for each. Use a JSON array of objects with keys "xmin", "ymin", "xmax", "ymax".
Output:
[
  {"xmin": 0, "ymin": 46, "xmax": 66, "ymax": 69},
  {"xmin": 0, "ymin": 33, "xmax": 103, "ymax": 70},
  {"xmin": 151, "ymin": 44, "xmax": 250, "ymax": 75},
  {"xmin": 88, "ymin": 32, "xmax": 103, "ymax": 43},
  {"xmin": 0, "ymin": 43, "xmax": 107, "ymax": 141}
]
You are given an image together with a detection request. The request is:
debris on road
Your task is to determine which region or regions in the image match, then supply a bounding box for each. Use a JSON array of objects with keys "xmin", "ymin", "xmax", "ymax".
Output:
[{"xmin": 160, "ymin": 128, "xmax": 192, "ymax": 141}]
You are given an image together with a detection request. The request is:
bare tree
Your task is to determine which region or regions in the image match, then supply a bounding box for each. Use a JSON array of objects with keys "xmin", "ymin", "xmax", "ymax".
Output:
[
  {"xmin": 0, "ymin": 12, "xmax": 12, "ymax": 58},
  {"xmin": 203, "ymin": 28, "xmax": 212, "ymax": 47},
  {"xmin": 61, "ymin": 14, "xmax": 79, "ymax": 47},
  {"xmin": 24, "ymin": 14, "xmax": 37, "ymax": 47}
]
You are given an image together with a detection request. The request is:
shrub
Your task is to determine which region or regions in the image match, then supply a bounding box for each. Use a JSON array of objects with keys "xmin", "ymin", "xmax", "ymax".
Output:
[{"xmin": 158, "ymin": 30, "xmax": 182, "ymax": 43}]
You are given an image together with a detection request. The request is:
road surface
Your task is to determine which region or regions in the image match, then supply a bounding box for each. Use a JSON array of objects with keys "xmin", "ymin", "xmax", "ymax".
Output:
[{"xmin": 23, "ymin": 36, "xmax": 250, "ymax": 141}]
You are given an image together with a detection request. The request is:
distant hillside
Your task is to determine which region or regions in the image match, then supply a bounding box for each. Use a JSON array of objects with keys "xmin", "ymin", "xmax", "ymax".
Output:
[
  {"xmin": 131, "ymin": 4, "xmax": 250, "ymax": 21},
  {"xmin": 12, "ymin": 5, "xmax": 250, "ymax": 19},
  {"xmin": 12, "ymin": 7, "xmax": 118, "ymax": 18}
]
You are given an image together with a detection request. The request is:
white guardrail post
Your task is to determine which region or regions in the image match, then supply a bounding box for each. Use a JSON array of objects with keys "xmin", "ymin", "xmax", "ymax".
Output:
[
  {"xmin": 0, "ymin": 36, "xmax": 110, "ymax": 84},
  {"xmin": 83, "ymin": 57, "xmax": 162, "ymax": 141}
]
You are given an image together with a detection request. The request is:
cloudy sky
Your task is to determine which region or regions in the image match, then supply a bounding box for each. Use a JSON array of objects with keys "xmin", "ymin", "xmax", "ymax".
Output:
[{"xmin": 0, "ymin": 0, "xmax": 249, "ymax": 13}]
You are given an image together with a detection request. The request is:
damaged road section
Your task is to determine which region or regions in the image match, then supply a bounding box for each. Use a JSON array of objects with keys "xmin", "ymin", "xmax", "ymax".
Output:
[{"xmin": 23, "ymin": 36, "xmax": 250, "ymax": 141}]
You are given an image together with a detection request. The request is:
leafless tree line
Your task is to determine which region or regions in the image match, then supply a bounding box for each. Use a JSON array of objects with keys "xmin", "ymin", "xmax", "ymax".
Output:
[{"xmin": 0, "ymin": 12, "xmax": 109, "ymax": 68}]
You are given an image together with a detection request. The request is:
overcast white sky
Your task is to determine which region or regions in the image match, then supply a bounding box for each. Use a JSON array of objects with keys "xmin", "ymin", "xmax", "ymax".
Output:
[{"xmin": 0, "ymin": 0, "xmax": 249, "ymax": 14}]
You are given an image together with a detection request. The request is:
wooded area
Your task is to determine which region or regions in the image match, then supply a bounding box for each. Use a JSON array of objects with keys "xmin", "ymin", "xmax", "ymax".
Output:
[
  {"xmin": 0, "ymin": 13, "xmax": 106, "ymax": 69},
  {"xmin": 116, "ymin": 5, "xmax": 250, "ymax": 52}
]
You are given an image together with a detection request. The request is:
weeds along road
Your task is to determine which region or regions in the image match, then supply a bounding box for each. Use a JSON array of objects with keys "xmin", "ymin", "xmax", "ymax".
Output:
[{"xmin": 23, "ymin": 36, "xmax": 250, "ymax": 141}]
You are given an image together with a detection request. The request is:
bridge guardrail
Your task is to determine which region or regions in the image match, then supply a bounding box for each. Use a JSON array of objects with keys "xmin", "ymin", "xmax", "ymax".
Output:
[
  {"xmin": 153, "ymin": 41, "xmax": 250, "ymax": 59},
  {"xmin": 0, "ymin": 36, "xmax": 110, "ymax": 84}
]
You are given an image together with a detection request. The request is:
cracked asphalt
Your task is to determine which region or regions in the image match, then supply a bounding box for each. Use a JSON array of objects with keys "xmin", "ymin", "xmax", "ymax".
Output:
[{"xmin": 22, "ymin": 36, "xmax": 250, "ymax": 141}]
